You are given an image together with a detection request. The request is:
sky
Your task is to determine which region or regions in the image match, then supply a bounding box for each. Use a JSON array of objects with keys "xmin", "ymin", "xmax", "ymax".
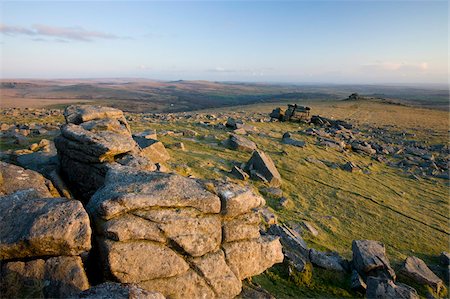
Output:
[{"xmin": 0, "ymin": 1, "xmax": 448, "ymax": 84}]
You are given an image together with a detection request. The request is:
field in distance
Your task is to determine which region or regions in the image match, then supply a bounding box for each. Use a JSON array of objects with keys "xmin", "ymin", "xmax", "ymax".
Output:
[{"xmin": 1, "ymin": 79, "xmax": 448, "ymax": 112}]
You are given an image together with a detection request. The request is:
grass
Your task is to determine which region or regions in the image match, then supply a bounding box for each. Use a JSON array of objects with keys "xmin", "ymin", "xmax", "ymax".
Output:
[
  {"xmin": 1, "ymin": 100, "xmax": 448, "ymax": 298},
  {"xmin": 128, "ymin": 100, "xmax": 449, "ymax": 297}
]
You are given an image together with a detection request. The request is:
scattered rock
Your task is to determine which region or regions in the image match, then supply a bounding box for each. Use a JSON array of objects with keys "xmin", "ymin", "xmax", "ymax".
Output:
[
  {"xmin": 134, "ymin": 137, "xmax": 170, "ymax": 163},
  {"xmin": 366, "ymin": 277, "xmax": 418, "ymax": 299},
  {"xmin": 301, "ymin": 221, "xmax": 319, "ymax": 237},
  {"xmin": 309, "ymin": 249, "xmax": 346, "ymax": 272},
  {"xmin": 440, "ymin": 252, "xmax": 450, "ymax": 266},
  {"xmin": 352, "ymin": 240, "xmax": 396, "ymax": 280},
  {"xmin": 226, "ymin": 134, "xmax": 257, "ymax": 152},
  {"xmin": 399, "ymin": 256, "xmax": 443, "ymax": 293},
  {"xmin": 244, "ymin": 150, "xmax": 282, "ymax": 187},
  {"xmin": 350, "ymin": 269, "xmax": 367, "ymax": 292},
  {"xmin": 342, "ymin": 161, "xmax": 360, "ymax": 172},
  {"xmin": 282, "ymin": 132, "xmax": 306, "ymax": 147},
  {"xmin": 230, "ymin": 165, "xmax": 249, "ymax": 180}
]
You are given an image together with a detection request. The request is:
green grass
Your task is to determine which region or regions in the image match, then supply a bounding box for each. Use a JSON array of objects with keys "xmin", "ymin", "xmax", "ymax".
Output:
[
  {"xmin": 127, "ymin": 105, "xmax": 449, "ymax": 298},
  {"xmin": 1, "ymin": 101, "xmax": 448, "ymax": 298}
]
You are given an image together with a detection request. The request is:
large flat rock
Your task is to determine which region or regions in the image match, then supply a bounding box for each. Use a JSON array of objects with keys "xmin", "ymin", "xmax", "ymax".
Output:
[
  {"xmin": 0, "ymin": 161, "xmax": 56, "ymax": 198},
  {"xmin": 0, "ymin": 190, "xmax": 91, "ymax": 260},
  {"xmin": 56, "ymin": 124, "xmax": 136, "ymax": 163},
  {"xmin": 78, "ymin": 282, "xmax": 165, "ymax": 299},
  {"xmin": 87, "ymin": 169, "xmax": 221, "ymax": 220}
]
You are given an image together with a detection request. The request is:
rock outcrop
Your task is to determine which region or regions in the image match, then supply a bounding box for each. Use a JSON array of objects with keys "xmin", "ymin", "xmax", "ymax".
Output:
[
  {"xmin": 86, "ymin": 167, "xmax": 283, "ymax": 299},
  {"xmin": 55, "ymin": 105, "xmax": 159, "ymax": 201},
  {"xmin": 0, "ymin": 161, "xmax": 58, "ymax": 197},
  {"xmin": 0, "ymin": 188, "xmax": 91, "ymax": 297}
]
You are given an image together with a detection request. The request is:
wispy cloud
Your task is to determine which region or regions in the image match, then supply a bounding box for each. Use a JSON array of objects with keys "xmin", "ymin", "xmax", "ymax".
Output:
[
  {"xmin": 361, "ymin": 61, "xmax": 429, "ymax": 72},
  {"xmin": 0, "ymin": 23, "xmax": 121, "ymax": 42},
  {"xmin": 207, "ymin": 67, "xmax": 273, "ymax": 76}
]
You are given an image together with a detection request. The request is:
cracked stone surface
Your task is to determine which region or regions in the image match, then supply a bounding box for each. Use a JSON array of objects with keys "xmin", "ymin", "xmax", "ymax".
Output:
[{"xmin": 88, "ymin": 167, "xmax": 283, "ymax": 299}]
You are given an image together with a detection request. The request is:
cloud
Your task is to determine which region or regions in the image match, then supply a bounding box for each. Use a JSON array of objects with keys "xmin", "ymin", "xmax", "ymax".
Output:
[
  {"xmin": 0, "ymin": 23, "xmax": 120, "ymax": 42},
  {"xmin": 361, "ymin": 61, "xmax": 429, "ymax": 72},
  {"xmin": 207, "ymin": 67, "xmax": 273, "ymax": 75}
]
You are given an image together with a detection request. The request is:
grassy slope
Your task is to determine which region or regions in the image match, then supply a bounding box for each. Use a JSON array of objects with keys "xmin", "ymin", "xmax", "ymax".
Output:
[
  {"xmin": 130, "ymin": 100, "xmax": 449, "ymax": 297},
  {"xmin": 1, "ymin": 100, "xmax": 448, "ymax": 297}
]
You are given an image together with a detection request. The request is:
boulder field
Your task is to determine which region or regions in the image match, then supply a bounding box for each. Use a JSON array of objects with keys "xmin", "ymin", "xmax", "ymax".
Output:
[{"xmin": 0, "ymin": 105, "xmax": 284, "ymax": 299}]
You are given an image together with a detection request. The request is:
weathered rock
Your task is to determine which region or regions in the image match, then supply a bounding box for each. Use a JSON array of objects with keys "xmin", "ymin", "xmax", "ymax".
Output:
[
  {"xmin": 0, "ymin": 190, "xmax": 91, "ymax": 260},
  {"xmin": 100, "ymin": 239, "xmax": 189, "ymax": 283},
  {"xmin": 366, "ymin": 277, "xmax": 418, "ymax": 299},
  {"xmin": 133, "ymin": 129, "xmax": 158, "ymax": 140},
  {"xmin": 269, "ymin": 224, "xmax": 309, "ymax": 257},
  {"xmin": 440, "ymin": 252, "xmax": 450, "ymax": 266},
  {"xmin": 15, "ymin": 145, "xmax": 59, "ymax": 176},
  {"xmin": 101, "ymin": 214, "xmax": 166, "ymax": 243},
  {"xmin": 139, "ymin": 269, "xmax": 214, "ymax": 299},
  {"xmin": 226, "ymin": 117, "xmax": 243, "ymax": 130},
  {"xmin": 351, "ymin": 141, "xmax": 376, "ymax": 155},
  {"xmin": 342, "ymin": 161, "xmax": 360, "ymax": 172},
  {"xmin": 244, "ymin": 150, "xmax": 282, "ymax": 187},
  {"xmin": 134, "ymin": 209, "xmax": 221, "ymax": 257},
  {"xmin": 282, "ymin": 132, "xmax": 306, "ymax": 147},
  {"xmin": 0, "ymin": 161, "xmax": 56, "ymax": 197},
  {"xmin": 309, "ymin": 249, "xmax": 346, "ymax": 272},
  {"xmin": 223, "ymin": 212, "xmax": 261, "ymax": 242},
  {"xmin": 226, "ymin": 134, "xmax": 257, "ymax": 152},
  {"xmin": 399, "ymin": 256, "xmax": 443, "ymax": 293},
  {"xmin": 239, "ymin": 282, "xmax": 276, "ymax": 299},
  {"xmin": 190, "ymin": 250, "xmax": 242, "ymax": 298},
  {"xmin": 134, "ymin": 137, "xmax": 170, "ymax": 163},
  {"xmin": 85, "ymin": 166, "xmax": 283, "ymax": 298},
  {"xmin": 64, "ymin": 105, "xmax": 129, "ymax": 128},
  {"xmin": 222, "ymin": 236, "xmax": 283, "ymax": 280},
  {"xmin": 78, "ymin": 282, "xmax": 165, "ymax": 299},
  {"xmin": 1, "ymin": 256, "xmax": 89, "ymax": 298},
  {"xmin": 352, "ymin": 240, "xmax": 396, "ymax": 280},
  {"xmin": 171, "ymin": 142, "xmax": 185, "ymax": 151},
  {"xmin": 301, "ymin": 221, "xmax": 319, "ymax": 236},
  {"xmin": 88, "ymin": 169, "xmax": 221, "ymax": 220},
  {"xmin": 350, "ymin": 269, "xmax": 367, "ymax": 292},
  {"xmin": 47, "ymin": 169, "xmax": 75, "ymax": 199},
  {"xmin": 260, "ymin": 187, "xmax": 283, "ymax": 199},
  {"xmin": 56, "ymin": 124, "xmax": 136, "ymax": 163},
  {"xmin": 259, "ymin": 207, "xmax": 278, "ymax": 226},
  {"xmin": 214, "ymin": 182, "xmax": 265, "ymax": 217},
  {"xmin": 269, "ymin": 107, "xmax": 285, "ymax": 120},
  {"xmin": 230, "ymin": 165, "xmax": 249, "ymax": 180}
]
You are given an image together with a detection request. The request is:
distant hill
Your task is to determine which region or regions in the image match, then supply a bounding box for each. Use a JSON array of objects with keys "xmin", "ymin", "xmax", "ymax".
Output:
[{"xmin": 0, "ymin": 79, "xmax": 447, "ymax": 112}]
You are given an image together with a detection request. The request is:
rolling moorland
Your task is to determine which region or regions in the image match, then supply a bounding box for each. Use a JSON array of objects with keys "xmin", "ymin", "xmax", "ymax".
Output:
[{"xmin": 0, "ymin": 79, "xmax": 448, "ymax": 298}]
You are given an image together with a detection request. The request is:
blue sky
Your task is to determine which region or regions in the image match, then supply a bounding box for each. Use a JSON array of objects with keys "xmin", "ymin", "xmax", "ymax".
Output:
[{"xmin": 0, "ymin": 1, "xmax": 447, "ymax": 84}]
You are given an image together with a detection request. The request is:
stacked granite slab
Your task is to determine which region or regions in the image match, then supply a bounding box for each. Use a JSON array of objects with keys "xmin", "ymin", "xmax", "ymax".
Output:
[
  {"xmin": 0, "ymin": 167, "xmax": 92, "ymax": 298},
  {"xmin": 54, "ymin": 105, "xmax": 157, "ymax": 201},
  {"xmin": 86, "ymin": 167, "xmax": 283, "ymax": 299}
]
